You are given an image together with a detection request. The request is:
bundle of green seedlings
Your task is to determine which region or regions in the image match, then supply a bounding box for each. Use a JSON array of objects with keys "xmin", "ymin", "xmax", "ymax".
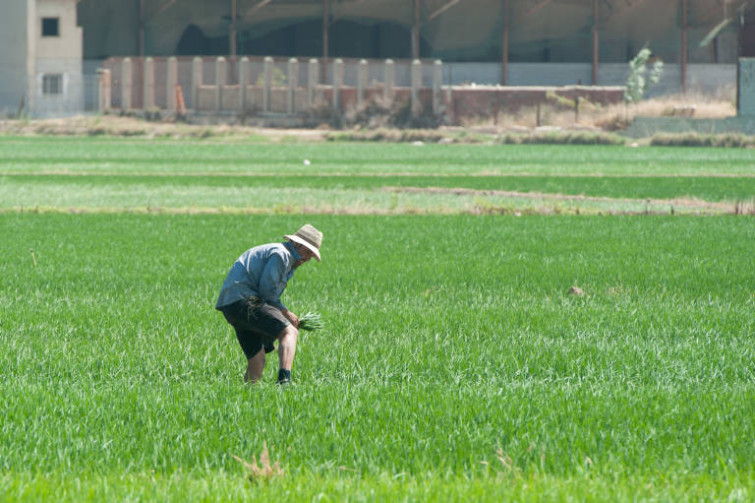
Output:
[{"xmin": 298, "ymin": 312, "xmax": 324, "ymax": 331}]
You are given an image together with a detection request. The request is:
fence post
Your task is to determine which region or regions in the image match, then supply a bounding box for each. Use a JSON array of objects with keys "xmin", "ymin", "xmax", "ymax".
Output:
[
  {"xmin": 121, "ymin": 58, "xmax": 132, "ymax": 110},
  {"xmin": 411, "ymin": 59, "xmax": 422, "ymax": 116},
  {"xmin": 308, "ymin": 58, "xmax": 319, "ymax": 109},
  {"xmin": 432, "ymin": 60, "xmax": 442, "ymax": 115},
  {"xmin": 384, "ymin": 59, "xmax": 395, "ymax": 102},
  {"xmin": 333, "ymin": 58, "xmax": 344, "ymax": 111},
  {"xmin": 216, "ymin": 57, "xmax": 226, "ymax": 112},
  {"xmin": 357, "ymin": 59, "xmax": 368, "ymax": 108},
  {"xmin": 192, "ymin": 57, "xmax": 202, "ymax": 111},
  {"xmin": 263, "ymin": 57, "xmax": 273, "ymax": 113},
  {"xmin": 143, "ymin": 57, "xmax": 154, "ymax": 109},
  {"xmin": 288, "ymin": 57, "xmax": 298, "ymax": 114},
  {"xmin": 98, "ymin": 69, "xmax": 112, "ymax": 112},
  {"xmin": 166, "ymin": 56, "xmax": 177, "ymax": 112},
  {"xmin": 239, "ymin": 57, "xmax": 249, "ymax": 112}
]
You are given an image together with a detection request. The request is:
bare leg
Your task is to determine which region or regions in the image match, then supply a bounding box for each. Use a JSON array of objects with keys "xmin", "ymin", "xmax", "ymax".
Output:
[
  {"xmin": 245, "ymin": 348, "xmax": 266, "ymax": 383},
  {"xmin": 277, "ymin": 325, "xmax": 299, "ymax": 372}
]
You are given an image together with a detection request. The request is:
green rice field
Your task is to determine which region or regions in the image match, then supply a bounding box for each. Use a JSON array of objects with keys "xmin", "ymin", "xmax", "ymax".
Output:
[{"xmin": 1, "ymin": 136, "xmax": 754, "ymax": 501}]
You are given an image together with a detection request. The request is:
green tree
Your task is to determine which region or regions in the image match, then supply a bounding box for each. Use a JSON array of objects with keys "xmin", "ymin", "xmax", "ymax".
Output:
[{"xmin": 625, "ymin": 48, "xmax": 664, "ymax": 103}]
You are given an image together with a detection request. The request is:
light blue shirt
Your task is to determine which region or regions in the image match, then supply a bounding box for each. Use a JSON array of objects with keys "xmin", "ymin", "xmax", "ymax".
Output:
[{"xmin": 216, "ymin": 241, "xmax": 302, "ymax": 311}]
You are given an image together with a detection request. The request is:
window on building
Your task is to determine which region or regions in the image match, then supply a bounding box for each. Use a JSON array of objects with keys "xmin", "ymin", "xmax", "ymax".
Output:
[
  {"xmin": 42, "ymin": 74, "xmax": 63, "ymax": 95},
  {"xmin": 42, "ymin": 17, "xmax": 59, "ymax": 37}
]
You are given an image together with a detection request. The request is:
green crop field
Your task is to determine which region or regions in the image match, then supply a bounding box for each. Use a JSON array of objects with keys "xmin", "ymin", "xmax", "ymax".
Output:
[{"xmin": 1, "ymin": 136, "xmax": 754, "ymax": 501}]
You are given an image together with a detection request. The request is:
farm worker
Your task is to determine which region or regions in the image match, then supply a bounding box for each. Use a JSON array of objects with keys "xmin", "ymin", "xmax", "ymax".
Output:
[{"xmin": 216, "ymin": 224, "xmax": 322, "ymax": 385}]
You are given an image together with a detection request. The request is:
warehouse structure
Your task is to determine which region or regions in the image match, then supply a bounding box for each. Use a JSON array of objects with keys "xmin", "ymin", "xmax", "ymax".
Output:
[{"xmin": 3, "ymin": 0, "xmax": 755, "ymax": 117}]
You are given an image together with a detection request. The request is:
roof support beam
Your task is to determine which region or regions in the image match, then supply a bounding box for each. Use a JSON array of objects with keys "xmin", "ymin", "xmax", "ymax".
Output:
[
  {"xmin": 428, "ymin": 0, "xmax": 462, "ymax": 21},
  {"xmin": 524, "ymin": 0, "xmax": 553, "ymax": 18},
  {"xmin": 230, "ymin": 0, "xmax": 237, "ymax": 57},
  {"xmin": 412, "ymin": 0, "xmax": 421, "ymax": 59},
  {"xmin": 501, "ymin": 0, "xmax": 509, "ymax": 85},
  {"xmin": 138, "ymin": 0, "xmax": 146, "ymax": 56},
  {"xmin": 592, "ymin": 0, "xmax": 599, "ymax": 85},
  {"xmin": 243, "ymin": 0, "xmax": 273, "ymax": 18},
  {"xmin": 322, "ymin": 0, "xmax": 329, "ymax": 83},
  {"xmin": 681, "ymin": 0, "xmax": 688, "ymax": 93}
]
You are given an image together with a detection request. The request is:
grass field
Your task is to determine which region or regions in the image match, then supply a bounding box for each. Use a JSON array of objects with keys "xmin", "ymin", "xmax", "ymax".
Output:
[{"xmin": 1, "ymin": 136, "xmax": 754, "ymax": 501}]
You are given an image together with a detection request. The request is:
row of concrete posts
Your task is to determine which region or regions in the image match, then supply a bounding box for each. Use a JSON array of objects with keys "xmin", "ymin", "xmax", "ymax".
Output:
[{"xmin": 100, "ymin": 57, "xmax": 445, "ymax": 116}]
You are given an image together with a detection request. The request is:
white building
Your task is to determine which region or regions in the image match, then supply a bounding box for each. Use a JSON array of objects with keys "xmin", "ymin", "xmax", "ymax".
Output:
[{"xmin": 0, "ymin": 0, "xmax": 83, "ymax": 117}]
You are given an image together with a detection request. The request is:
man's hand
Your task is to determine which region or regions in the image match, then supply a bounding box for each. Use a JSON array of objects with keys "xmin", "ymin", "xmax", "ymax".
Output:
[{"xmin": 282, "ymin": 309, "xmax": 299, "ymax": 328}]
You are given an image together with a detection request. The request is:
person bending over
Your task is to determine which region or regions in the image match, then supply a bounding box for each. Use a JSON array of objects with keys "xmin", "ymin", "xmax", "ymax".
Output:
[{"xmin": 216, "ymin": 224, "xmax": 322, "ymax": 385}]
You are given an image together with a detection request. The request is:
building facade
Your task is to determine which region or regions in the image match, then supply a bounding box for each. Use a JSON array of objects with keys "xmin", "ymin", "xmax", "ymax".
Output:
[{"xmin": 0, "ymin": 0, "xmax": 84, "ymax": 117}]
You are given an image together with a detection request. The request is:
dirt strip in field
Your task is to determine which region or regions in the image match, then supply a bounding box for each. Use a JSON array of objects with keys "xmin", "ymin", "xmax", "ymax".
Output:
[{"xmin": 382, "ymin": 186, "xmax": 753, "ymax": 213}]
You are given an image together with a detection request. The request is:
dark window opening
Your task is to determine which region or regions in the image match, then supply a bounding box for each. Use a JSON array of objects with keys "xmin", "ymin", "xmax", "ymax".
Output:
[
  {"xmin": 42, "ymin": 17, "xmax": 59, "ymax": 37},
  {"xmin": 43, "ymin": 74, "xmax": 63, "ymax": 95}
]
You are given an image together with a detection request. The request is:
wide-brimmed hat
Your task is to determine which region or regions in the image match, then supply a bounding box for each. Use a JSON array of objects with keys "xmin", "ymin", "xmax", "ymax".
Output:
[{"xmin": 284, "ymin": 224, "xmax": 322, "ymax": 261}]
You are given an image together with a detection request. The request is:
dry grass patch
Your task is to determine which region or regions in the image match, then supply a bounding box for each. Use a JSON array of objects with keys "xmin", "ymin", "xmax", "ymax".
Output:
[{"xmin": 232, "ymin": 442, "xmax": 284, "ymax": 483}]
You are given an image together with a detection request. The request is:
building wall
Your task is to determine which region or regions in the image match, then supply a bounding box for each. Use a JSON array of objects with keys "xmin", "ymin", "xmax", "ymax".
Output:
[
  {"xmin": 32, "ymin": 0, "xmax": 84, "ymax": 116},
  {"xmin": 0, "ymin": 0, "xmax": 29, "ymax": 115}
]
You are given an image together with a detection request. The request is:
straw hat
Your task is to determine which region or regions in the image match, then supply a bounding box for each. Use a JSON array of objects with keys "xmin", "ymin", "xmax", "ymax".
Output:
[{"xmin": 285, "ymin": 224, "xmax": 323, "ymax": 261}]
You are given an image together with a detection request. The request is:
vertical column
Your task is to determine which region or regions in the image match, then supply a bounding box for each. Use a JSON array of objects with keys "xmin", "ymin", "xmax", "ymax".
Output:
[
  {"xmin": 432, "ymin": 60, "xmax": 442, "ymax": 114},
  {"xmin": 263, "ymin": 57, "xmax": 273, "ymax": 113},
  {"xmin": 166, "ymin": 56, "xmax": 177, "ymax": 112},
  {"xmin": 239, "ymin": 56, "xmax": 249, "ymax": 112},
  {"xmin": 143, "ymin": 57, "xmax": 154, "ymax": 109},
  {"xmin": 230, "ymin": 0, "xmax": 237, "ymax": 58},
  {"xmin": 192, "ymin": 57, "xmax": 202, "ymax": 111},
  {"xmin": 357, "ymin": 59, "xmax": 368, "ymax": 108},
  {"xmin": 288, "ymin": 58, "xmax": 299, "ymax": 114},
  {"xmin": 384, "ymin": 59, "xmax": 395, "ymax": 102},
  {"xmin": 681, "ymin": 0, "xmax": 688, "ymax": 93},
  {"xmin": 138, "ymin": 0, "xmax": 146, "ymax": 57},
  {"xmin": 98, "ymin": 69, "xmax": 112, "ymax": 112},
  {"xmin": 412, "ymin": 0, "xmax": 420, "ymax": 60},
  {"xmin": 216, "ymin": 57, "xmax": 226, "ymax": 112},
  {"xmin": 501, "ymin": 0, "xmax": 509, "ymax": 85},
  {"xmin": 592, "ymin": 0, "xmax": 599, "ymax": 85},
  {"xmin": 308, "ymin": 58, "xmax": 319, "ymax": 109},
  {"xmin": 411, "ymin": 59, "xmax": 422, "ymax": 116},
  {"xmin": 322, "ymin": 0, "xmax": 329, "ymax": 84},
  {"xmin": 121, "ymin": 58, "xmax": 132, "ymax": 110},
  {"xmin": 333, "ymin": 58, "xmax": 344, "ymax": 111}
]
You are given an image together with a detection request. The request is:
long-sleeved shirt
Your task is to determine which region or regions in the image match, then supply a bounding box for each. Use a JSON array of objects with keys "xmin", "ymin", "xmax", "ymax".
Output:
[{"xmin": 215, "ymin": 241, "xmax": 302, "ymax": 311}]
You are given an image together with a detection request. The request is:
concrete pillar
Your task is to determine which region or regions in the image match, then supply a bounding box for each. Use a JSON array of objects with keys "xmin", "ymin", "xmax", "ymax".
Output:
[
  {"xmin": 287, "ymin": 58, "xmax": 298, "ymax": 114},
  {"xmin": 308, "ymin": 58, "xmax": 319, "ymax": 109},
  {"xmin": 411, "ymin": 59, "xmax": 422, "ymax": 116},
  {"xmin": 239, "ymin": 57, "xmax": 249, "ymax": 112},
  {"xmin": 432, "ymin": 60, "xmax": 442, "ymax": 114},
  {"xmin": 357, "ymin": 59, "xmax": 368, "ymax": 108},
  {"xmin": 143, "ymin": 57, "xmax": 154, "ymax": 109},
  {"xmin": 333, "ymin": 58, "xmax": 343, "ymax": 111},
  {"xmin": 263, "ymin": 57, "xmax": 273, "ymax": 112},
  {"xmin": 121, "ymin": 58, "xmax": 132, "ymax": 110},
  {"xmin": 192, "ymin": 57, "xmax": 202, "ymax": 111},
  {"xmin": 215, "ymin": 57, "xmax": 226, "ymax": 112},
  {"xmin": 384, "ymin": 59, "xmax": 395, "ymax": 102},
  {"xmin": 98, "ymin": 69, "xmax": 112, "ymax": 112},
  {"xmin": 166, "ymin": 56, "xmax": 177, "ymax": 112}
]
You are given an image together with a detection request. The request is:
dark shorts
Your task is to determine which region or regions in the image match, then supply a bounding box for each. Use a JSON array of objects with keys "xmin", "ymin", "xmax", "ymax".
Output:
[{"xmin": 218, "ymin": 297, "xmax": 290, "ymax": 360}]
